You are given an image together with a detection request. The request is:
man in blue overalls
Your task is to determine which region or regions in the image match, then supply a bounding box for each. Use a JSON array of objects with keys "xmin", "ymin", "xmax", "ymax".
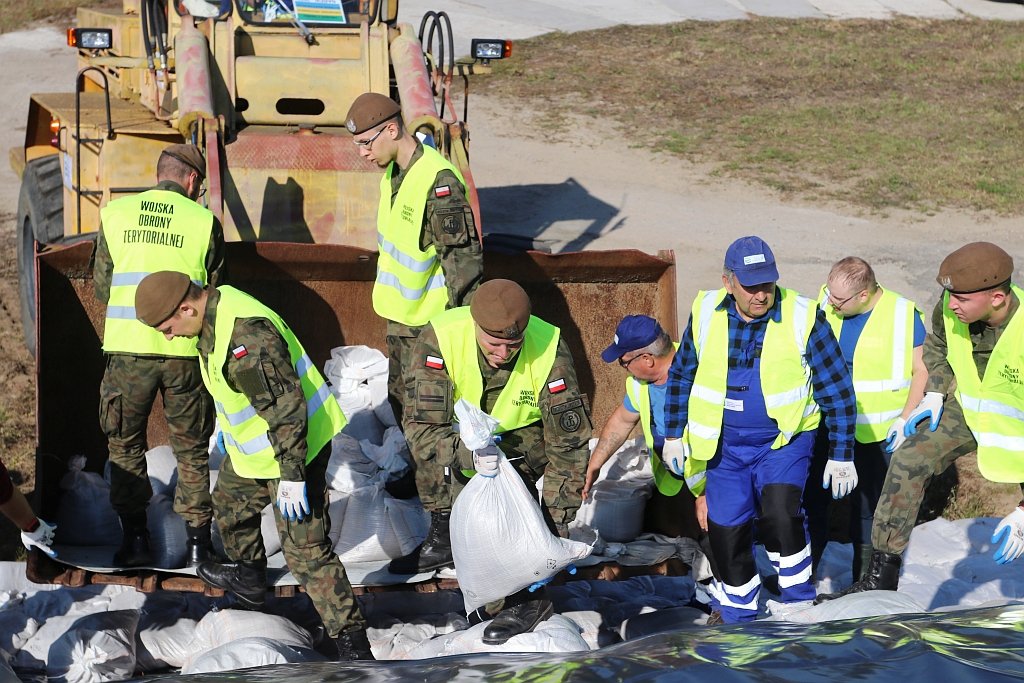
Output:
[{"xmin": 662, "ymin": 236, "xmax": 858, "ymax": 623}]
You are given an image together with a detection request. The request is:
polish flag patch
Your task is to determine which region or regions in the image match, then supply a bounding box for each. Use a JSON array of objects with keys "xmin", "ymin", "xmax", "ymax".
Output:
[
  {"xmin": 232, "ymin": 345, "xmax": 248, "ymax": 359},
  {"xmin": 425, "ymin": 355, "xmax": 445, "ymax": 369},
  {"xmin": 434, "ymin": 185, "xmax": 451, "ymax": 198},
  {"xmin": 548, "ymin": 378, "xmax": 567, "ymax": 394}
]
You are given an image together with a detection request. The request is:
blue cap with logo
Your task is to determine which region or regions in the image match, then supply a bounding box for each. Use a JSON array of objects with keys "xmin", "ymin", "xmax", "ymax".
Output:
[
  {"xmin": 724, "ymin": 235, "xmax": 780, "ymax": 287},
  {"xmin": 601, "ymin": 315, "xmax": 663, "ymax": 363}
]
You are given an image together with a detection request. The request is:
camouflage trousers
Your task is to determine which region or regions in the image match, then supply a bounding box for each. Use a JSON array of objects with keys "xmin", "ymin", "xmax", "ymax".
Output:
[
  {"xmin": 213, "ymin": 448, "xmax": 365, "ymax": 636},
  {"xmin": 386, "ymin": 328, "xmax": 422, "ymax": 426},
  {"xmin": 871, "ymin": 394, "xmax": 978, "ymax": 554},
  {"xmin": 415, "ymin": 423, "xmax": 585, "ymax": 529},
  {"xmin": 100, "ymin": 354, "xmax": 214, "ymax": 528}
]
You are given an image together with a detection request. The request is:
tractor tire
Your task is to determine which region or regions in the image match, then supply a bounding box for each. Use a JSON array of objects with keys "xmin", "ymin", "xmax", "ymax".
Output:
[{"xmin": 16, "ymin": 154, "xmax": 65, "ymax": 357}]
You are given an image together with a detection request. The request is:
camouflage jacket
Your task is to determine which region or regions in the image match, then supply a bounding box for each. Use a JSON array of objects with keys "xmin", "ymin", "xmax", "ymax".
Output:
[
  {"xmin": 197, "ymin": 289, "xmax": 309, "ymax": 482},
  {"xmin": 93, "ymin": 179, "xmax": 226, "ymax": 304},
  {"xmin": 385, "ymin": 142, "xmax": 483, "ymax": 338}
]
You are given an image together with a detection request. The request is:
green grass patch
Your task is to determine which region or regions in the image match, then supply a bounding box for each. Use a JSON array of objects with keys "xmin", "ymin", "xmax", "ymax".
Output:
[{"xmin": 477, "ymin": 18, "xmax": 1024, "ymax": 213}]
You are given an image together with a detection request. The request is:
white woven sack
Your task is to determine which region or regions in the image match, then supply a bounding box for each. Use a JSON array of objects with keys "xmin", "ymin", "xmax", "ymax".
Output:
[
  {"xmin": 334, "ymin": 484, "xmax": 429, "ymax": 563},
  {"xmin": 451, "ymin": 454, "xmax": 594, "ymax": 613}
]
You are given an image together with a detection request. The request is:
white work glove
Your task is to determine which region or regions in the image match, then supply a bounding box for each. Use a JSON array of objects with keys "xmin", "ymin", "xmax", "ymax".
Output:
[
  {"xmin": 277, "ymin": 481, "xmax": 310, "ymax": 522},
  {"xmin": 904, "ymin": 392, "xmax": 944, "ymax": 436},
  {"xmin": 884, "ymin": 417, "xmax": 908, "ymax": 454},
  {"xmin": 662, "ymin": 438, "xmax": 690, "ymax": 477},
  {"xmin": 472, "ymin": 444, "xmax": 500, "ymax": 478},
  {"xmin": 822, "ymin": 459, "xmax": 858, "ymax": 499},
  {"xmin": 992, "ymin": 507, "xmax": 1024, "ymax": 565},
  {"xmin": 21, "ymin": 519, "xmax": 57, "ymax": 558}
]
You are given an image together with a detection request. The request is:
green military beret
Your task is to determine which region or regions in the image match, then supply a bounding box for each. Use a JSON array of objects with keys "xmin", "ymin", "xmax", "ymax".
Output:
[
  {"xmin": 471, "ymin": 279, "xmax": 531, "ymax": 339},
  {"xmin": 136, "ymin": 271, "xmax": 191, "ymax": 326},
  {"xmin": 344, "ymin": 92, "xmax": 401, "ymax": 135},
  {"xmin": 160, "ymin": 143, "xmax": 206, "ymax": 177},
  {"xmin": 937, "ymin": 242, "xmax": 1014, "ymax": 294}
]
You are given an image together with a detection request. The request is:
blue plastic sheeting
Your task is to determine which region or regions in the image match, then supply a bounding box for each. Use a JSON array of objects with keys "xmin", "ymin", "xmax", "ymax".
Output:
[{"xmin": 132, "ymin": 604, "xmax": 1024, "ymax": 682}]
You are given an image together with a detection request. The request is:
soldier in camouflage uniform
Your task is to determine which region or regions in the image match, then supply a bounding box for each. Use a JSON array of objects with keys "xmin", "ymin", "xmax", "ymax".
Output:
[
  {"xmin": 818, "ymin": 242, "xmax": 1024, "ymax": 602},
  {"xmin": 393, "ymin": 279, "xmax": 591, "ymax": 645},
  {"xmin": 344, "ymin": 92, "xmax": 482, "ymax": 427},
  {"xmin": 133, "ymin": 272, "xmax": 374, "ymax": 662},
  {"xmin": 93, "ymin": 144, "xmax": 224, "ymax": 567}
]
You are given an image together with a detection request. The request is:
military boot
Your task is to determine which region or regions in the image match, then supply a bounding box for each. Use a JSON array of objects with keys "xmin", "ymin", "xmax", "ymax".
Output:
[
  {"xmin": 814, "ymin": 550, "xmax": 901, "ymax": 604},
  {"xmin": 332, "ymin": 628, "xmax": 375, "ymax": 661},
  {"xmin": 185, "ymin": 523, "xmax": 214, "ymax": 568},
  {"xmin": 197, "ymin": 559, "xmax": 267, "ymax": 608},
  {"xmin": 851, "ymin": 543, "xmax": 874, "ymax": 583},
  {"xmin": 482, "ymin": 599, "xmax": 554, "ymax": 645},
  {"xmin": 388, "ymin": 510, "xmax": 453, "ymax": 574},
  {"xmin": 113, "ymin": 513, "xmax": 153, "ymax": 567}
]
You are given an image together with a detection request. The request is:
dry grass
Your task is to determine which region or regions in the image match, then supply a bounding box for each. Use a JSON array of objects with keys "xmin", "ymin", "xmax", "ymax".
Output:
[
  {"xmin": 478, "ymin": 18, "xmax": 1024, "ymax": 213},
  {"xmin": 0, "ymin": 0, "xmax": 109, "ymax": 34}
]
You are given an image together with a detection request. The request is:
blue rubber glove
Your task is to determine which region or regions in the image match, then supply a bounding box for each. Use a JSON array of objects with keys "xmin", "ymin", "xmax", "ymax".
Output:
[
  {"xmin": 529, "ymin": 564, "xmax": 576, "ymax": 592},
  {"xmin": 277, "ymin": 480, "xmax": 310, "ymax": 522},
  {"xmin": 904, "ymin": 392, "xmax": 944, "ymax": 436},
  {"xmin": 217, "ymin": 431, "xmax": 226, "ymax": 453},
  {"xmin": 992, "ymin": 508, "xmax": 1024, "ymax": 565}
]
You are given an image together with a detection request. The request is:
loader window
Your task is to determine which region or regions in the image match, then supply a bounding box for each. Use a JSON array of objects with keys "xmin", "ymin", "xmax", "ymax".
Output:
[{"xmin": 235, "ymin": 0, "xmax": 370, "ymax": 26}]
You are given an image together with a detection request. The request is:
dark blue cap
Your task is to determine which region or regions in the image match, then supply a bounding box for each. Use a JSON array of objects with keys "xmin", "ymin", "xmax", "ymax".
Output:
[
  {"xmin": 601, "ymin": 315, "xmax": 663, "ymax": 363},
  {"xmin": 724, "ymin": 235, "xmax": 780, "ymax": 287}
]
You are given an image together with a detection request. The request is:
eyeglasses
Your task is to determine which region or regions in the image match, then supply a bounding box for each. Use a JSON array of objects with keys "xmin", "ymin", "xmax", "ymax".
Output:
[
  {"xmin": 619, "ymin": 352, "xmax": 650, "ymax": 369},
  {"xmin": 353, "ymin": 124, "xmax": 389, "ymax": 148},
  {"xmin": 197, "ymin": 186, "xmax": 207, "ymax": 200},
  {"xmin": 827, "ymin": 288, "xmax": 864, "ymax": 310}
]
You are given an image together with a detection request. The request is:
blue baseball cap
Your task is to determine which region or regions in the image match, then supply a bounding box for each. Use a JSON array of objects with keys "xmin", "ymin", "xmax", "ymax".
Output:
[
  {"xmin": 601, "ymin": 315, "xmax": 663, "ymax": 363},
  {"xmin": 724, "ymin": 235, "xmax": 780, "ymax": 287}
]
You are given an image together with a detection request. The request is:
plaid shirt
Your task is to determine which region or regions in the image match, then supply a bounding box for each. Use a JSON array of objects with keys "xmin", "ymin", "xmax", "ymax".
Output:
[{"xmin": 664, "ymin": 289, "xmax": 856, "ymax": 462}]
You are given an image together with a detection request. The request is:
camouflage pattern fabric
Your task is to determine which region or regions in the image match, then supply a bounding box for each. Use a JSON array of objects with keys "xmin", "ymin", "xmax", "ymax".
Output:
[
  {"xmin": 403, "ymin": 323, "xmax": 592, "ymax": 528},
  {"xmin": 870, "ymin": 390, "xmax": 977, "ymax": 554},
  {"xmin": 386, "ymin": 330, "xmax": 421, "ymax": 428},
  {"xmin": 100, "ymin": 354, "xmax": 214, "ymax": 527},
  {"xmin": 213, "ymin": 445, "xmax": 365, "ymax": 636}
]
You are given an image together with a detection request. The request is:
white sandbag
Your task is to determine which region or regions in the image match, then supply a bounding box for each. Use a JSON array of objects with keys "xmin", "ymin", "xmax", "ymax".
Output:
[
  {"xmin": 0, "ymin": 610, "xmax": 38, "ymax": 656},
  {"xmin": 367, "ymin": 613, "xmax": 468, "ymax": 660},
  {"xmin": 360, "ymin": 426, "xmax": 412, "ymax": 478},
  {"xmin": 326, "ymin": 432, "xmax": 377, "ymax": 493},
  {"xmin": 56, "ymin": 456, "xmax": 122, "ymax": 546},
  {"xmin": 326, "ymin": 490, "xmax": 349, "ymax": 545},
  {"xmin": 146, "ymin": 494, "xmax": 188, "ymax": 569},
  {"xmin": 191, "ymin": 609, "xmax": 313, "ymax": 652},
  {"xmin": 570, "ymin": 438, "xmax": 653, "ymax": 543},
  {"xmin": 181, "ymin": 637, "xmax": 325, "ymax": 674},
  {"xmin": 325, "ymin": 345, "xmax": 393, "ymax": 443},
  {"xmin": 334, "ymin": 484, "xmax": 429, "ymax": 563},
  {"xmin": 452, "ymin": 455, "xmax": 595, "ymax": 613},
  {"xmin": 211, "ymin": 506, "xmax": 281, "ymax": 562},
  {"xmin": 404, "ymin": 615, "xmax": 589, "ymax": 659},
  {"xmin": 103, "ymin": 446, "xmax": 179, "ymax": 498},
  {"xmin": 765, "ymin": 590, "xmax": 925, "ymax": 623},
  {"xmin": 45, "ymin": 609, "xmax": 139, "ymax": 683}
]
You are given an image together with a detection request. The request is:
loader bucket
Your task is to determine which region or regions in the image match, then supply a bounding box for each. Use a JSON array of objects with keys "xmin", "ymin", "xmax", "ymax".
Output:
[{"xmin": 31, "ymin": 241, "xmax": 675, "ymax": 587}]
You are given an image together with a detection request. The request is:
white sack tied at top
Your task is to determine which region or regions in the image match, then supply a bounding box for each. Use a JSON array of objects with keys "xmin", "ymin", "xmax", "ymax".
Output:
[{"xmin": 449, "ymin": 399, "xmax": 594, "ymax": 613}]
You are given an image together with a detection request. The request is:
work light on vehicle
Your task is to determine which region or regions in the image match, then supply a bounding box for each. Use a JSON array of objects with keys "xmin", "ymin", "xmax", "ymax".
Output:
[
  {"xmin": 67, "ymin": 28, "xmax": 113, "ymax": 50},
  {"xmin": 471, "ymin": 39, "xmax": 512, "ymax": 61}
]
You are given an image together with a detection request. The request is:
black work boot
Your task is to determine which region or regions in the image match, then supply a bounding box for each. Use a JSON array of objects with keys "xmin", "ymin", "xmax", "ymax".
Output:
[
  {"xmin": 814, "ymin": 550, "xmax": 902, "ymax": 604},
  {"xmin": 197, "ymin": 559, "xmax": 267, "ymax": 608},
  {"xmin": 852, "ymin": 543, "xmax": 874, "ymax": 583},
  {"xmin": 388, "ymin": 510, "xmax": 453, "ymax": 574},
  {"xmin": 482, "ymin": 599, "xmax": 554, "ymax": 645},
  {"xmin": 333, "ymin": 628, "xmax": 375, "ymax": 661},
  {"xmin": 185, "ymin": 523, "xmax": 214, "ymax": 568},
  {"xmin": 113, "ymin": 513, "xmax": 153, "ymax": 567}
]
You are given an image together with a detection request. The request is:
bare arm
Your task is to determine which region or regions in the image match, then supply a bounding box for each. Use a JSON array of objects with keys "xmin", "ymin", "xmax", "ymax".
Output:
[{"xmin": 582, "ymin": 402, "xmax": 640, "ymax": 499}]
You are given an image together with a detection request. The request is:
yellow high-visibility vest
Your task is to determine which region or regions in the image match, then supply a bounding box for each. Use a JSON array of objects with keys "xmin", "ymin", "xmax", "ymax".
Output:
[
  {"xmin": 372, "ymin": 146, "xmax": 465, "ymax": 327},
  {"xmin": 198, "ymin": 286, "xmax": 347, "ymax": 479},
  {"xmin": 100, "ymin": 189, "xmax": 212, "ymax": 355},
  {"xmin": 684, "ymin": 287, "xmax": 820, "ymax": 460},
  {"xmin": 820, "ymin": 286, "xmax": 923, "ymax": 443},
  {"xmin": 432, "ymin": 307, "xmax": 559, "ymax": 433},
  {"xmin": 944, "ymin": 286, "xmax": 1024, "ymax": 483}
]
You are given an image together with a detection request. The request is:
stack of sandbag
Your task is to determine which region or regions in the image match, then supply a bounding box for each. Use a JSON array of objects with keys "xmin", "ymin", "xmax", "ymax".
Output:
[
  {"xmin": 570, "ymin": 437, "xmax": 654, "ymax": 543},
  {"xmin": 180, "ymin": 609, "xmax": 325, "ymax": 673},
  {"xmin": 324, "ymin": 345, "xmax": 396, "ymax": 444},
  {"xmin": 403, "ymin": 615, "xmax": 589, "ymax": 658},
  {"xmin": 56, "ymin": 456, "xmax": 121, "ymax": 547}
]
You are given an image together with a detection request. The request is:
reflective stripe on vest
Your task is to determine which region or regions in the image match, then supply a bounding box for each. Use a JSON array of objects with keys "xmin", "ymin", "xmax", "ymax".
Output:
[
  {"xmin": 684, "ymin": 287, "xmax": 820, "ymax": 460},
  {"xmin": 100, "ymin": 189, "xmax": 213, "ymax": 356},
  {"xmin": 372, "ymin": 146, "xmax": 465, "ymax": 327},
  {"xmin": 432, "ymin": 307, "xmax": 559, "ymax": 433},
  {"xmin": 625, "ymin": 342, "xmax": 687, "ymax": 496},
  {"xmin": 944, "ymin": 285, "xmax": 1024, "ymax": 483},
  {"xmin": 820, "ymin": 286, "xmax": 922, "ymax": 443},
  {"xmin": 198, "ymin": 286, "xmax": 347, "ymax": 479}
]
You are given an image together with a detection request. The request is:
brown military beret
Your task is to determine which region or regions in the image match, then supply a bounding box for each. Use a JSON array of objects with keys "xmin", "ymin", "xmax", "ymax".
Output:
[
  {"xmin": 136, "ymin": 271, "xmax": 191, "ymax": 326},
  {"xmin": 937, "ymin": 242, "xmax": 1014, "ymax": 294},
  {"xmin": 345, "ymin": 92, "xmax": 401, "ymax": 135},
  {"xmin": 471, "ymin": 279, "xmax": 531, "ymax": 339},
  {"xmin": 161, "ymin": 144, "xmax": 206, "ymax": 177}
]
